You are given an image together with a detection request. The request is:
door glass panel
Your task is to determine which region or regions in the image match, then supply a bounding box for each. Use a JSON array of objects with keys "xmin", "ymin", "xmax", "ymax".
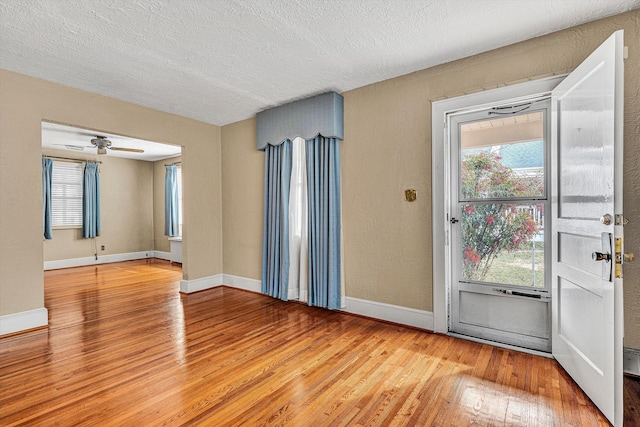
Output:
[
  {"xmin": 460, "ymin": 112, "xmax": 545, "ymax": 200},
  {"xmin": 558, "ymin": 66, "xmax": 612, "ymax": 220},
  {"xmin": 461, "ymin": 202, "xmax": 544, "ymax": 288}
]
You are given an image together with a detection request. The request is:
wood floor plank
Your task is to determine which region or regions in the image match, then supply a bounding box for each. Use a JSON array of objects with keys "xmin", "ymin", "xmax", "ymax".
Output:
[{"xmin": 1, "ymin": 259, "xmax": 637, "ymax": 426}]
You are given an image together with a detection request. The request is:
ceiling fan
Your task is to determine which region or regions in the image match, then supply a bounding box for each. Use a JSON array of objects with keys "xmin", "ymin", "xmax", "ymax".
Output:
[
  {"xmin": 54, "ymin": 135, "xmax": 144, "ymax": 155},
  {"xmin": 90, "ymin": 136, "xmax": 144, "ymax": 155}
]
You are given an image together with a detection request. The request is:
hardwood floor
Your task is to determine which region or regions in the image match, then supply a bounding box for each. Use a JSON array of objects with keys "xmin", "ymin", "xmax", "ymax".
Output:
[{"xmin": 0, "ymin": 259, "xmax": 636, "ymax": 426}]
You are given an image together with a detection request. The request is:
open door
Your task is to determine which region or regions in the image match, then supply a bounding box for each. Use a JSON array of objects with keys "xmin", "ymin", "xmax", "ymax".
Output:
[{"xmin": 551, "ymin": 31, "xmax": 624, "ymax": 426}]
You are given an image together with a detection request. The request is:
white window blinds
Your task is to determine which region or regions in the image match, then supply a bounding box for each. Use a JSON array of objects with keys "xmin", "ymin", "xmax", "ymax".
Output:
[{"xmin": 51, "ymin": 161, "xmax": 83, "ymax": 227}]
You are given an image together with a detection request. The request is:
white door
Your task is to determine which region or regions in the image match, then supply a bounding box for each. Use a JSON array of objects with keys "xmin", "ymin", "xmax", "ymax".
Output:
[{"xmin": 551, "ymin": 31, "xmax": 624, "ymax": 426}]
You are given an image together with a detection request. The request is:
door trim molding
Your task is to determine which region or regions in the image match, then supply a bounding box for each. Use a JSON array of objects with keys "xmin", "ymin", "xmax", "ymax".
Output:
[{"xmin": 431, "ymin": 75, "xmax": 565, "ymax": 334}]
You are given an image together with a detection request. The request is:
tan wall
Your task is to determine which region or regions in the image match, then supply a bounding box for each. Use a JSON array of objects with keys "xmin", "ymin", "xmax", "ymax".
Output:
[
  {"xmin": 0, "ymin": 69, "xmax": 222, "ymax": 318},
  {"xmin": 221, "ymin": 120, "xmax": 264, "ymax": 279},
  {"xmin": 221, "ymin": 11, "xmax": 640, "ymax": 349},
  {"xmin": 42, "ymin": 148, "xmax": 154, "ymax": 261},
  {"xmin": 153, "ymin": 155, "xmax": 182, "ymax": 253}
]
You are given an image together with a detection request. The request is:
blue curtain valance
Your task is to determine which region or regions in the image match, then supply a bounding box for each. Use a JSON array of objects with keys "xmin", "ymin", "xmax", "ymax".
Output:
[{"xmin": 256, "ymin": 92, "xmax": 344, "ymax": 150}]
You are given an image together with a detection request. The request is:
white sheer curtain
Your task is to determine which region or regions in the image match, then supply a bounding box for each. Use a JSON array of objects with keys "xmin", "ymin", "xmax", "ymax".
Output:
[{"xmin": 288, "ymin": 137, "xmax": 308, "ymax": 301}]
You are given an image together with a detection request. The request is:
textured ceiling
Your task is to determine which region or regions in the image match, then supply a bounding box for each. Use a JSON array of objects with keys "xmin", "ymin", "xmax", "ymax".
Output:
[{"xmin": 1, "ymin": 0, "xmax": 639, "ymax": 126}]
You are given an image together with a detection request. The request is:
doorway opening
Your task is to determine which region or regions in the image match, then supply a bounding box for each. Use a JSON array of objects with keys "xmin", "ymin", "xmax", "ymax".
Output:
[
  {"xmin": 41, "ymin": 121, "xmax": 183, "ymax": 270},
  {"xmin": 430, "ymin": 75, "xmax": 564, "ymax": 341}
]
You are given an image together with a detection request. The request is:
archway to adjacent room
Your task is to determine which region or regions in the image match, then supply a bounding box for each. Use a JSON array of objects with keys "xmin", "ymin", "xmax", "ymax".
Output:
[{"xmin": 41, "ymin": 121, "xmax": 183, "ymax": 271}]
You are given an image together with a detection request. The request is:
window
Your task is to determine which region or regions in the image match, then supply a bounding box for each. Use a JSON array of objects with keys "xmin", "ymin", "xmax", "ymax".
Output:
[
  {"xmin": 51, "ymin": 160, "xmax": 83, "ymax": 227},
  {"xmin": 289, "ymin": 138, "xmax": 306, "ymax": 241},
  {"xmin": 457, "ymin": 110, "xmax": 547, "ymax": 288},
  {"xmin": 177, "ymin": 165, "xmax": 183, "ymax": 236},
  {"xmin": 287, "ymin": 137, "xmax": 308, "ymax": 301}
]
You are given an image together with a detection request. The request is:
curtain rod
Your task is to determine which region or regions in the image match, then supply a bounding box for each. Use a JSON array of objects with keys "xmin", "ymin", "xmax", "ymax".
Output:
[
  {"xmin": 165, "ymin": 161, "xmax": 182, "ymax": 166},
  {"xmin": 43, "ymin": 155, "xmax": 102, "ymax": 164}
]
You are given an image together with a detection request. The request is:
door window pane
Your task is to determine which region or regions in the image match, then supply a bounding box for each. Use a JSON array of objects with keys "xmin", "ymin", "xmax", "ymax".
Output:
[
  {"xmin": 460, "ymin": 112, "xmax": 545, "ymax": 200},
  {"xmin": 461, "ymin": 202, "xmax": 544, "ymax": 288}
]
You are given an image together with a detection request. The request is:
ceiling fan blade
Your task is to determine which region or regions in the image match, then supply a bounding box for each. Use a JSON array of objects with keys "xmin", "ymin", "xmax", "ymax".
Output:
[
  {"xmin": 109, "ymin": 147, "xmax": 144, "ymax": 153},
  {"xmin": 52, "ymin": 143, "xmax": 86, "ymax": 151},
  {"xmin": 49, "ymin": 128, "xmax": 103, "ymax": 138}
]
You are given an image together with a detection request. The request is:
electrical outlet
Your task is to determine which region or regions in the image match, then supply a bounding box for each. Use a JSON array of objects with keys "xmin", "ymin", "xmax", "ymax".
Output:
[{"xmin": 101, "ymin": 245, "xmax": 105, "ymax": 251}]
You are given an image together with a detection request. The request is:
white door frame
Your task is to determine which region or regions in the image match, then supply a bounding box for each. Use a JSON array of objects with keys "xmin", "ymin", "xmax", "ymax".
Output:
[{"xmin": 431, "ymin": 76, "xmax": 565, "ymax": 335}]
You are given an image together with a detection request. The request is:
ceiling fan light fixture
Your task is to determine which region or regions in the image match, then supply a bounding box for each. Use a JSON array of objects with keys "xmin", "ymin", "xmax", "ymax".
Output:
[{"xmin": 88, "ymin": 135, "xmax": 144, "ymax": 156}]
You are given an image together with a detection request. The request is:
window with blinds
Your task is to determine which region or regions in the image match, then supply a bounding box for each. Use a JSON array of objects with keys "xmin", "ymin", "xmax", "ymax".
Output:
[
  {"xmin": 177, "ymin": 165, "xmax": 183, "ymax": 236},
  {"xmin": 51, "ymin": 161, "xmax": 83, "ymax": 227}
]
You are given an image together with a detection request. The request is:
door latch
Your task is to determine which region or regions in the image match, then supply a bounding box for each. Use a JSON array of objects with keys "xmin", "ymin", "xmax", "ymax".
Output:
[
  {"xmin": 450, "ymin": 217, "xmax": 459, "ymax": 224},
  {"xmin": 591, "ymin": 233, "xmax": 613, "ymax": 282},
  {"xmin": 614, "ymin": 238, "xmax": 634, "ymax": 278}
]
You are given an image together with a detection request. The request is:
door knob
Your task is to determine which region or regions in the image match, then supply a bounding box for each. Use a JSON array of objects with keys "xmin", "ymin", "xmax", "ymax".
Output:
[
  {"xmin": 600, "ymin": 214, "xmax": 613, "ymax": 225},
  {"xmin": 624, "ymin": 253, "xmax": 635, "ymax": 262},
  {"xmin": 592, "ymin": 252, "xmax": 611, "ymax": 262}
]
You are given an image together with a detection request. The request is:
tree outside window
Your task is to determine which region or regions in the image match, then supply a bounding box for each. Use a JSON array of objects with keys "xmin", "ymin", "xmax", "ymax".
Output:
[{"xmin": 460, "ymin": 151, "xmax": 543, "ymax": 284}]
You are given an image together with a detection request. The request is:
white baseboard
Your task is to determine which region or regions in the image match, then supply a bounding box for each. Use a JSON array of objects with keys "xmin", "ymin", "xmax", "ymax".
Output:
[
  {"xmin": 216, "ymin": 275, "xmax": 434, "ymax": 330},
  {"xmin": 222, "ymin": 274, "xmax": 262, "ymax": 293},
  {"xmin": 179, "ymin": 273, "xmax": 261, "ymax": 294},
  {"xmin": 154, "ymin": 251, "xmax": 171, "ymax": 261},
  {"xmin": 343, "ymin": 296, "xmax": 434, "ymax": 330},
  {"xmin": 180, "ymin": 274, "xmax": 224, "ymax": 293},
  {"xmin": 624, "ymin": 347, "xmax": 640, "ymax": 376},
  {"xmin": 0, "ymin": 307, "xmax": 48, "ymax": 336},
  {"xmin": 44, "ymin": 251, "xmax": 153, "ymax": 270}
]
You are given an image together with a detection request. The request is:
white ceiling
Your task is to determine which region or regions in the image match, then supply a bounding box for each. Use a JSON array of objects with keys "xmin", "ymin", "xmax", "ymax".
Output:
[
  {"xmin": 42, "ymin": 122, "xmax": 181, "ymax": 161},
  {"xmin": 1, "ymin": 1, "xmax": 639, "ymax": 128}
]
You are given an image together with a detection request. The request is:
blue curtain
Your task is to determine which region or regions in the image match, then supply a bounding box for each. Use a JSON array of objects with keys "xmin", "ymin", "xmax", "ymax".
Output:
[
  {"xmin": 262, "ymin": 140, "xmax": 292, "ymax": 300},
  {"xmin": 306, "ymin": 136, "xmax": 341, "ymax": 309},
  {"xmin": 42, "ymin": 158, "xmax": 53, "ymax": 240},
  {"xmin": 82, "ymin": 162, "xmax": 101, "ymax": 238},
  {"xmin": 165, "ymin": 165, "xmax": 179, "ymax": 236}
]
